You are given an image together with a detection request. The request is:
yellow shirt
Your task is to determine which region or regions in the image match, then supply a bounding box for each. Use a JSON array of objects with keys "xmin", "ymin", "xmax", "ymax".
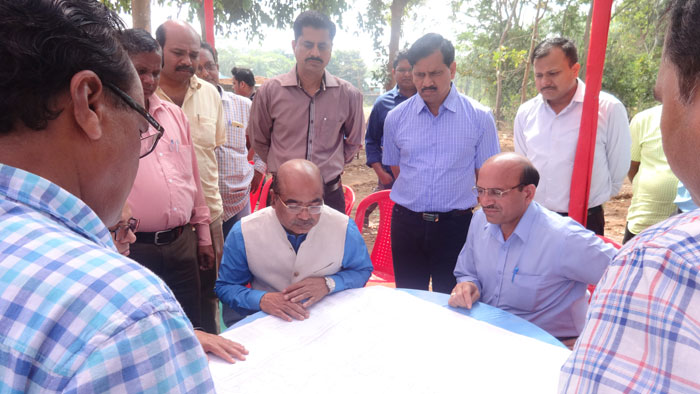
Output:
[
  {"xmin": 627, "ymin": 105, "xmax": 679, "ymax": 234},
  {"xmin": 157, "ymin": 76, "xmax": 225, "ymax": 221}
]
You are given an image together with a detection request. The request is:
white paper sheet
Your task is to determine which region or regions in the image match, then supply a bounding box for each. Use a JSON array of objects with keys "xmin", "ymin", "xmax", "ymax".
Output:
[{"xmin": 209, "ymin": 287, "xmax": 571, "ymax": 393}]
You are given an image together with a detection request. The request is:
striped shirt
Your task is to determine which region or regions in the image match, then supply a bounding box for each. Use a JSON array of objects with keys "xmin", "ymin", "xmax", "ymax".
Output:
[
  {"xmin": 0, "ymin": 164, "xmax": 214, "ymax": 393},
  {"xmin": 559, "ymin": 210, "xmax": 700, "ymax": 393},
  {"xmin": 216, "ymin": 89, "xmax": 255, "ymax": 221},
  {"xmin": 383, "ymin": 83, "xmax": 500, "ymax": 212}
]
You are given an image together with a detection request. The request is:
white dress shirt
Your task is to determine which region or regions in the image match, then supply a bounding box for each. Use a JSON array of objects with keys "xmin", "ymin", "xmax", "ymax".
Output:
[{"xmin": 514, "ymin": 79, "xmax": 631, "ymax": 213}]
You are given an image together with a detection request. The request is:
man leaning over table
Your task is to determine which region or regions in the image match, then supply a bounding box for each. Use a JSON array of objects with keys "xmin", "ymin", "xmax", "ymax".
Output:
[
  {"xmin": 448, "ymin": 153, "xmax": 615, "ymax": 348},
  {"xmin": 215, "ymin": 159, "xmax": 373, "ymax": 322}
]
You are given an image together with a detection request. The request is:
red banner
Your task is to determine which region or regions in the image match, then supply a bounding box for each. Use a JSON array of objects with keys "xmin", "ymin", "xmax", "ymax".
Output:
[{"xmin": 204, "ymin": 0, "xmax": 215, "ymax": 47}]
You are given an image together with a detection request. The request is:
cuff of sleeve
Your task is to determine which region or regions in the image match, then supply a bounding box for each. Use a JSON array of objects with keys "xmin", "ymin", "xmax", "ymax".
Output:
[
  {"xmin": 194, "ymin": 223, "xmax": 212, "ymax": 245},
  {"xmin": 248, "ymin": 289, "xmax": 266, "ymax": 311},
  {"xmin": 253, "ymin": 154, "xmax": 267, "ymax": 174},
  {"xmin": 328, "ymin": 274, "xmax": 344, "ymax": 293}
]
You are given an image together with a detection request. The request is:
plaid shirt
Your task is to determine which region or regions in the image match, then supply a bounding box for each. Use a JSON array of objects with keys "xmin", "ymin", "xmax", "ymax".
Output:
[
  {"xmin": 0, "ymin": 164, "xmax": 214, "ymax": 393},
  {"xmin": 559, "ymin": 210, "xmax": 700, "ymax": 393}
]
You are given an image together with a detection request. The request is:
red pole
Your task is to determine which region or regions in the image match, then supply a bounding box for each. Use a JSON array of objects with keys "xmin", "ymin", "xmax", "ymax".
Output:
[
  {"xmin": 204, "ymin": 0, "xmax": 215, "ymax": 46},
  {"xmin": 567, "ymin": 0, "xmax": 613, "ymax": 225}
]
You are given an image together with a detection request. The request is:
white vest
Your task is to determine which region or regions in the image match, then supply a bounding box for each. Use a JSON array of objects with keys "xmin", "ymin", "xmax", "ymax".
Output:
[{"xmin": 241, "ymin": 206, "xmax": 348, "ymax": 292}]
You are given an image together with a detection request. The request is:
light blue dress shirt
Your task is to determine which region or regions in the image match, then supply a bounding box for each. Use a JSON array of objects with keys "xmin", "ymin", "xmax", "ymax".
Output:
[
  {"xmin": 215, "ymin": 218, "xmax": 373, "ymax": 315},
  {"xmin": 454, "ymin": 202, "xmax": 616, "ymax": 337},
  {"xmin": 382, "ymin": 83, "xmax": 500, "ymax": 212}
]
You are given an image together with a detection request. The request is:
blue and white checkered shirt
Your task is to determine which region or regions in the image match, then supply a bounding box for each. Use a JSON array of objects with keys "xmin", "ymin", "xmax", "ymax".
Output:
[
  {"xmin": 383, "ymin": 83, "xmax": 500, "ymax": 212},
  {"xmin": 0, "ymin": 164, "xmax": 214, "ymax": 393}
]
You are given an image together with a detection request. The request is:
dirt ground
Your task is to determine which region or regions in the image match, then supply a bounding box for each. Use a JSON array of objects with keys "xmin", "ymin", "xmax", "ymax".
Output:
[{"xmin": 343, "ymin": 131, "xmax": 632, "ymax": 250}]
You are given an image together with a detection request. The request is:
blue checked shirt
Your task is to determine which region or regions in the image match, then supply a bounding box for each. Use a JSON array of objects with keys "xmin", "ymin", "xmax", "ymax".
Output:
[
  {"xmin": 365, "ymin": 85, "xmax": 411, "ymax": 175},
  {"xmin": 559, "ymin": 210, "xmax": 700, "ymax": 393},
  {"xmin": 382, "ymin": 83, "xmax": 500, "ymax": 212},
  {"xmin": 0, "ymin": 164, "xmax": 214, "ymax": 393}
]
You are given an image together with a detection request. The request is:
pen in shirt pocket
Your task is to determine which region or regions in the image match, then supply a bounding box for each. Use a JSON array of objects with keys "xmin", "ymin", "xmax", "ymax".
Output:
[{"xmin": 511, "ymin": 266, "xmax": 519, "ymax": 282}]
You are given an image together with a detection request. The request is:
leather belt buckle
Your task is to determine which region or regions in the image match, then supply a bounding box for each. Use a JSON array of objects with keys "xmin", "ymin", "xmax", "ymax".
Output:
[
  {"xmin": 153, "ymin": 229, "xmax": 171, "ymax": 246},
  {"xmin": 422, "ymin": 213, "xmax": 439, "ymax": 222}
]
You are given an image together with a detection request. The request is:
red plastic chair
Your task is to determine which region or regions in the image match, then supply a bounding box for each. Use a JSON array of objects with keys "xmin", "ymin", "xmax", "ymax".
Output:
[
  {"xmin": 257, "ymin": 177, "xmax": 273, "ymax": 210},
  {"xmin": 343, "ymin": 185, "xmax": 356, "ymax": 216},
  {"xmin": 587, "ymin": 235, "xmax": 623, "ymax": 302},
  {"xmin": 249, "ymin": 173, "xmax": 265, "ymax": 211},
  {"xmin": 354, "ymin": 190, "xmax": 395, "ymax": 285}
]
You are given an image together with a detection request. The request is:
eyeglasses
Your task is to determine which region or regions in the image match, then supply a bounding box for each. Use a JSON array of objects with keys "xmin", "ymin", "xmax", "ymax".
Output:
[
  {"xmin": 109, "ymin": 217, "xmax": 139, "ymax": 243},
  {"xmin": 472, "ymin": 184, "xmax": 525, "ymax": 199},
  {"xmin": 104, "ymin": 81, "xmax": 164, "ymax": 158},
  {"xmin": 199, "ymin": 62, "xmax": 218, "ymax": 72},
  {"xmin": 278, "ymin": 198, "xmax": 324, "ymax": 214}
]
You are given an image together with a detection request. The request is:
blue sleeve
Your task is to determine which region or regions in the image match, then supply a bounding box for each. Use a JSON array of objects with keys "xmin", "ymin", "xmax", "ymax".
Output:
[
  {"xmin": 474, "ymin": 109, "xmax": 501, "ymax": 169},
  {"xmin": 453, "ymin": 212, "xmax": 483, "ymax": 294},
  {"xmin": 365, "ymin": 100, "xmax": 385, "ymax": 166},
  {"xmin": 382, "ymin": 109, "xmax": 400, "ymax": 167},
  {"xmin": 215, "ymin": 221, "xmax": 267, "ymax": 315},
  {"xmin": 328, "ymin": 219, "xmax": 374, "ymax": 292}
]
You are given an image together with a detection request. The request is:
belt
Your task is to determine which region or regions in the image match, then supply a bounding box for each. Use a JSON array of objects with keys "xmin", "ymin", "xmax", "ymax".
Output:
[
  {"xmin": 557, "ymin": 205, "xmax": 603, "ymax": 216},
  {"xmin": 324, "ymin": 175, "xmax": 342, "ymax": 193},
  {"xmin": 395, "ymin": 204, "xmax": 472, "ymax": 223},
  {"xmin": 135, "ymin": 225, "xmax": 186, "ymax": 246}
]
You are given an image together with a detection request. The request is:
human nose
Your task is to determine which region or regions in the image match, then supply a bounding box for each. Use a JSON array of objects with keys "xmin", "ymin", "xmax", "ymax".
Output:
[
  {"xmin": 125, "ymin": 229, "xmax": 137, "ymax": 245},
  {"xmin": 297, "ymin": 207, "xmax": 311, "ymax": 220}
]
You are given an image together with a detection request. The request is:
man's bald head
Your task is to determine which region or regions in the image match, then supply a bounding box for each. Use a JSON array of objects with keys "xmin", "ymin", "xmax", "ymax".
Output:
[
  {"xmin": 480, "ymin": 152, "xmax": 540, "ymax": 188},
  {"xmin": 274, "ymin": 159, "xmax": 323, "ymax": 197},
  {"xmin": 155, "ymin": 20, "xmax": 199, "ymax": 49},
  {"xmin": 271, "ymin": 160, "xmax": 324, "ymax": 235}
]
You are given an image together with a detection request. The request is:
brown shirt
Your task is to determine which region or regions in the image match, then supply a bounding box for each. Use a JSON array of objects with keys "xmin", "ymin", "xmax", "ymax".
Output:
[{"xmin": 247, "ymin": 67, "xmax": 364, "ymax": 182}]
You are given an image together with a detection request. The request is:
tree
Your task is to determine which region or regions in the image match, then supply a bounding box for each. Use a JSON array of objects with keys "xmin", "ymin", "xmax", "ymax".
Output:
[
  {"xmin": 217, "ymin": 48, "xmax": 295, "ymax": 79},
  {"xmin": 326, "ymin": 49, "xmax": 369, "ymax": 92}
]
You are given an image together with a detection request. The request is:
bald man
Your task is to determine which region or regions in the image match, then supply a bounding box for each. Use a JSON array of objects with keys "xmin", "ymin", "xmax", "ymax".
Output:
[
  {"xmin": 155, "ymin": 20, "xmax": 225, "ymax": 334},
  {"xmin": 215, "ymin": 159, "xmax": 373, "ymax": 323},
  {"xmin": 448, "ymin": 153, "xmax": 615, "ymax": 346}
]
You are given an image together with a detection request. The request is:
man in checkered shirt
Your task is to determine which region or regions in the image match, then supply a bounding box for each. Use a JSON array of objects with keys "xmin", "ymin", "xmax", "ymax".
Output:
[
  {"xmin": 560, "ymin": 0, "xmax": 700, "ymax": 392},
  {"xmin": 0, "ymin": 0, "xmax": 215, "ymax": 392}
]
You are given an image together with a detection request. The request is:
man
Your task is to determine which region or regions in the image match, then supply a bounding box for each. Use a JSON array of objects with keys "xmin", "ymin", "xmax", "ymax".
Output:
[
  {"xmin": 232, "ymin": 67, "xmax": 256, "ymax": 100},
  {"xmin": 624, "ymin": 105, "xmax": 678, "ymax": 243},
  {"xmin": 365, "ymin": 50, "xmax": 416, "ymax": 191},
  {"xmin": 448, "ymin": 153, "xmax": 615, "ymax": 347},
  {"xmin": 120, "ymin": 28, "xmax": 212, "ymax": 330},
  {"xmin": 0, "ymin": 1, "xmax": 212, "ymax": 391},
  {"xmin": 197, "ymin": 42, "xmax": 266, "ymax": 237},
  {"xmin": 215, "ymin": 159, "xmax": 373, "ymax": 321},
  {"xmin": 156, "ymin": 20, "xmax": 226, "ymax": 334},
  {"xmin": 382, "ymin": 33, "xmax": 500, "ymax": 293},
  {"xmin": 514, "ymin": 37, "xmax": 631, "ymax": 235},
  {"xmin": 110, "ymin": 204, "xmax": 248, "ymax": 364},
  {"xmin": 560, "ymin": 1, "xmax": 700, "ymax": 391},
  {"xmin": 248, "ymin": 11, "xmax": 364, "ymax": 213}
]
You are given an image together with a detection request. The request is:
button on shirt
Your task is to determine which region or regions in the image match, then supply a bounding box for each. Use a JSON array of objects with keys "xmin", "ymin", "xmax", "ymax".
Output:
[
  {"xmin": 560, "ymin": 210, "xmax": 700, "ymax": 393},
  {"xmin": 248, "ymin": 67, "xmax": 364, "ymax": 183},
  {"xmin": 127, "ymin": 94, "xmax": 211, "ymax": 245},
  {"xmin": 454, "ymin": 202, "xmax": 615, "ymax": 337},
  {"xmin": 0, "ymin": 164, "xmax": 213, "ymax": 393},
  {"xmin": 514, "ymin": 79, "xmax": 631, "ymax": 213},
  {"xmin": 365, "ymin": 85, "xmax": 411, "ymax": 175},
  {"xmin": 157, "ymin": 76, "xmax": 226, "ymax": 221},
  {"xmin": 383, "ymin": 84, "xmax": 500, "ymax": 212}
]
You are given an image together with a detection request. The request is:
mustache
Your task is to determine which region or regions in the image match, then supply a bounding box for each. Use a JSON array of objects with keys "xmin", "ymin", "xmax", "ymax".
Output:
[
  {"xmin": 482, "ymin": 204, "xmax": 497, "ymax": 210},
  {"xmin": 305, "ymin": 57, "xmax": 323, "ymax": 63},
  {"xmin": 176, "ymin": 65, "xmax": 195, "ymax": 74},
  {"xmin": 421, "ymin": 86, "xmax": 437, "ymax": 93}
]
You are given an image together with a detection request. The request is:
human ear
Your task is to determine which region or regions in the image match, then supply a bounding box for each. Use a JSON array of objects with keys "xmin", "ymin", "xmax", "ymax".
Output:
[{"xmin": 70, "ymin": 70, "xmax": 107, "ymax": 141}]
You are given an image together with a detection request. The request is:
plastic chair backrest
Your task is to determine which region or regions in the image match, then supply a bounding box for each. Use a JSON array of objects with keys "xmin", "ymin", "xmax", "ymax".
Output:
[
  {"xmin": 354, "ymin": 190, "xmax": 395, "ymax": 282},
  {"xmin": 588, "ymin": 235, "xmax": 623, "ymax": 302},
  {"xmin": 343, "ymin": 185, "xmax": 356, "ymax": 216},
  {"xmin": 257, "ymin": 177, "xmax": 273, "ymax": 209},
  {"xmin": 249, "ymin": 169, "xmax": 265, "ymax": 211}
]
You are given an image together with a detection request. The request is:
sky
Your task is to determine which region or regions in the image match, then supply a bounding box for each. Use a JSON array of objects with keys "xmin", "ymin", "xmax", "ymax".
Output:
[{"xmin": 120, "ymin": 1, "xmax": 464, "ymax": 71}]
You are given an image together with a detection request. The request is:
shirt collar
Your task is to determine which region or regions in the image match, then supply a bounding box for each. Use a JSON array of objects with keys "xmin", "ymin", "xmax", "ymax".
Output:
[
  {"xmin": 147, "ymin": 93, "xmax": 164, "ymax": 114},
  {"xmin": 0, "ymin": 164, "xmax": 114, "ymax": 249},
  {"xmin": 280, "ymin": 66, "xmax": 337, "ymax": 90},
  {"xmin": 485, "ymin": 201, "xmax": 539, "ymax": 244},
  {"xmin": 412, "ymin": 83, "xmax": 458, "ymax": 115}
]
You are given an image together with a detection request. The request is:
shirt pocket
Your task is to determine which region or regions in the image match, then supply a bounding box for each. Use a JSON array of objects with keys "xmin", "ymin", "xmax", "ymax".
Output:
[
  {"xmin": 504, "ymin": 271, "xmax": 545, "ymax": 312},
  {"xmin": 441, "ymin": 135, "xmax": 478, "ymax": 169},
  {"xmin": 192, "ymin": 115, "xmax": 217, "ymax": 149}
]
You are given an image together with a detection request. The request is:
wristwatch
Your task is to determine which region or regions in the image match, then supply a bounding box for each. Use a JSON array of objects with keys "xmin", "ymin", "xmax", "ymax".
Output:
[{"xmin": 324, "ymin": 276, "xmax": 336, "ymax": 293}]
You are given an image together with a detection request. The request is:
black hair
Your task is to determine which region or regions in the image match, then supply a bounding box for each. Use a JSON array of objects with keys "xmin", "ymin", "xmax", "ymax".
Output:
[
  {"xmin": 519, "ymin": 162, "xmax": 540, "ymax": 188},
  {"xmin": 406, "ymin": 33, "xmax": 455, "ymax": 67},
  {"xmin": 531, "ymin": 37, "xmax": 578, "ymax": 66},
  {"xmin": 293, "ymin": 11, "xmax": 336, "ymax": 40},
  {"xmin": 155, "ymin": 23, "xmax": 167, "ymax": 49},
  {"xmin": 119, "ymin": 28, "xmax": 160, "ymax": 55},
  {"xmin": 231, "ymin": 67, "xmax": 255, "ymax": 87},
  {"xmin": 666, "ymin": 0, "xmax": 700, "ymax": 104},
  {"xmin": 200, "ymin": 41, "xmax": 217, "ymax": 64},
  {"xmin": 393, "ymin": 50, "xmax": 410, "ymax": 69},
  {"xmin": 0, "ymin": 0, "xmax": 133, "ymax": 134}
]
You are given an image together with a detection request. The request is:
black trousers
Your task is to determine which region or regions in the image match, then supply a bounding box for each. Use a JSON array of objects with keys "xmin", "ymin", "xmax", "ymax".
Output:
[
  {"xmin": 323, "ymin": 178, "xmax": 345, "ymax": 214},
  {"xmin": 558, "ymin": 205, "xmax": 605, "ymax": 235},
  {"xmin": 390, "ymin": 204, "xmax": 472, "ymax": 294},
  {"xmin": 130, "ymin": 226, "xmax": 201, "ymax": 328}
]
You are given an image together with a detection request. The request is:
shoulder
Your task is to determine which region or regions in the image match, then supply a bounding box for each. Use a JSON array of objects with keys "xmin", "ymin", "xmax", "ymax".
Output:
[
  {"xmin": 598, "ymin": 90, "xmax": 627, "ymax": 114},
  {"xmin": 516, "ymin": 95, "xmax": 543, "ymax": 117},
  {"xmin": 332, "ymin": 75, "xmax": 362, "ymax": 98},
  {"xmin": 319, "ymin": 205, "xmax": 350, "ymax": 228},
  {"xmin": 620, "ymin": 211, "xmax": 700, "ymax": 266},
  {"xmin": 223, "ymin": 91, "xmax": 252, "ymax": 108},
  {"xmin": 385, "ymin": 96, "xmax": 415, "ymax": 125}
]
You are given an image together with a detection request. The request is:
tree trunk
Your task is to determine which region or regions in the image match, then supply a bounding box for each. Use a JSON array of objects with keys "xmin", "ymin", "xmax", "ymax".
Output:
[
  {"xmin": 385, "ymin": 0, "xmax": 409, "ymax": 91},
  {"xmin": 493, "ymin": 0, "xmax": 519, "ymax": 125},
  {"xmin": 579, "ymin": 0, "xmax": 595, "ymax": 79},
  {"xmin": 195, "ymin": 2, "xmax": 206, "ymax": 41},
  {"xmin": 132, "ymin": 0, "xmax": 151, "ymax": 32},
  {"xmin": 520, "ymin": 0, "xmax": 548, "ymax": 105}
]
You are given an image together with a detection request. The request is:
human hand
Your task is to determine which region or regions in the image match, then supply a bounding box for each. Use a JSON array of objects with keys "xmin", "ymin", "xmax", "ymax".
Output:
[
  {"xmin": 260, "ymin": 292, "xmax": 309, "ymax": 322},
  {"xmin": 250, "ymin": 170, "xmax": 264, "ymax": 193},
  {"xmin": 283, "ymin": 277, "xmax": 330, "ymax": 308},
  {"xmin": 194, "ymin": 330, "xmax": 248, "ymax": 363},
  {"xmin": 197, "ymin": 244, "xmax": 215, "ymax": 270},
  {"xmin": 377, "ymin": 169, "xmax": 394, "ymax": 186},
  {"xmin": 448, "ymin": 282, "xmax": 480, "ymax": 309}
]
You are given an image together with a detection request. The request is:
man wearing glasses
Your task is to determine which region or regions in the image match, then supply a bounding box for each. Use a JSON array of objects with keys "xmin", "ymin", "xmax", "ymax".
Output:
[
  {"xmin": 0, "ymin": 1, "xmax": 213, "ymax": 391},
  {"xmin": 119, "ymin": 29, "xmax": 213, "ymax": 331},
  {"xmin": 215, "ymin": 160, "xmax": 373, "ymax": 322},
  {"xmin": 448, "ymin": 153, "xmax": 615, "ymax": 347}
]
